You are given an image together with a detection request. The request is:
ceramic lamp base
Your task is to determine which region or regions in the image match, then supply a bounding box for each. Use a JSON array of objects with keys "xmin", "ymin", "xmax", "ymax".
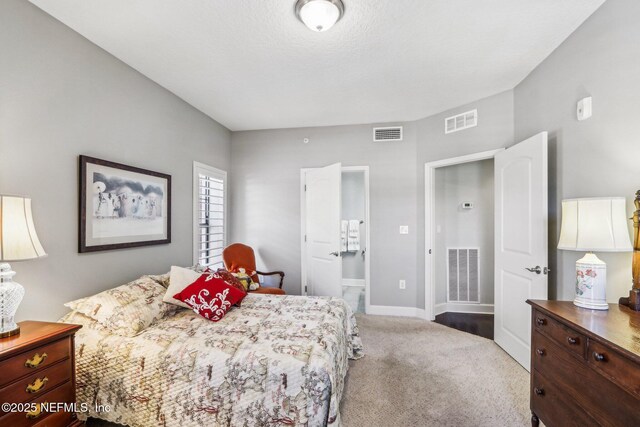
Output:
[
  {"xmin": 574, "ymin": 253, "xmax": 608, "ymax": 310},
  {"xmin": 0, "ymin": 263, "xmax": 25, "ymax": 339},
  {"xmin": 0, "ymin": 325, "xmax": 20, "ymax": 338}
]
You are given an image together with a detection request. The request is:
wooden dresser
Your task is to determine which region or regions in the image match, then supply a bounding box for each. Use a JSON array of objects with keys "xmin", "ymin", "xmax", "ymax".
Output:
[
  {"xmin": 0, "ymin": 321, "xmax": 82, "ymax": 427},
  {"xmin": 527, "ymin": 300, "xmax": 640, "ymax": 427}
]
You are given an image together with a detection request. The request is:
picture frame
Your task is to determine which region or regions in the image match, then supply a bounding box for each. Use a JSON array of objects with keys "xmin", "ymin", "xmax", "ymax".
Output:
[{"xmin": 79, "ymin": 155, "xmax": 171, "ymax": 253}]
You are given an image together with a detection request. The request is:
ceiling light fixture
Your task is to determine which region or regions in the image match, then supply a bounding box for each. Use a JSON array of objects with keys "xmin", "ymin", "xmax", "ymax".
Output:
[{"xmin": 295, "ymin": 0, "xmax": 345, "ymax": 33}]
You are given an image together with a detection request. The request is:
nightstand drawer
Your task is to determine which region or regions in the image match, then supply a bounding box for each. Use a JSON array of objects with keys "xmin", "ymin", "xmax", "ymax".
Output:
[
  {"xmin": 531, "ymin": 369, "xmax": 597, "ymax": 427},
  {"xmin": 588, "ymin": 339, "xmax": 640, "ymax": 399},
  {"xmin": 0, "ymin": 380, "xmax": 74, "ymax": 427},
  {"xmin": 533, "ymin": 309, "xmax": 586, "ymax": 358},
  {"xmin": 33, "ymin": 410, "xmax": 74, "ymax": 427},
  {"xmin": 0, "ymin": 360, "xmax": 72, "ymax": 410},
  {"xmin": 0, "ymin": 338, "xmax": 71, "ymax": 388}
]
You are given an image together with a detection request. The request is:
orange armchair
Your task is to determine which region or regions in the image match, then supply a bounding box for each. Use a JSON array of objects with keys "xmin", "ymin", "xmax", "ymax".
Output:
[{"xmin": 222, "ymin": 243, "xmax": 286, "ymax": 295}]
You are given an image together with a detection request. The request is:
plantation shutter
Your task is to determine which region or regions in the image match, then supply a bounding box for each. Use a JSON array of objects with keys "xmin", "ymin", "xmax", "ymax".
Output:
[{"xmin": 193, "ymin": 163, "xmax": 227, "ymax": 269}]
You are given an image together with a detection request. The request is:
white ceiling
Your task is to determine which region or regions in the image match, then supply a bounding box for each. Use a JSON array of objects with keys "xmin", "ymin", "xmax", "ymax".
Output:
[{"xmin": 30, "ymin": 0, "xmax": 605, "ymax": 131}]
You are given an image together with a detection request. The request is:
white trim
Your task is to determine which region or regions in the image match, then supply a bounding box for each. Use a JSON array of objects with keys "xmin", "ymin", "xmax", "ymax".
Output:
[
  {"xmin": 301, "ymin": 166, "xmax": 371, "ymax": 314},
  {"xmin": 434, "ymin": 303, "xmax": 495, "ymax": 316},
  {"xmin": 342, "ymin": 278, "xmax": 365, "ymax": 287},
  {"xmin": 193, "ymin": 162, "xmax": 227, "ymax": 267},
  {"xmin": 424, "ymin": 149, "xmax": 503, "ymax": 321},
  {"xmin": 368, "ymin": 305, "xmax": 427, "ymax": 318}
]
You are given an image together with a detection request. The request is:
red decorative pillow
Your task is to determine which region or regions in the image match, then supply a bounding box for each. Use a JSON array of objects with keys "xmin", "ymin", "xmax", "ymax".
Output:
[
  {"xmin": 202, "ymin": 268, "xmax": 246, "ymax": 305},
  {"xmin": 173, "ymin": 273, "xmax": 246, "ymax": 321},
  {"xmin": 215, "ymin": 269, "xmax": 247, "ymax": 295}
]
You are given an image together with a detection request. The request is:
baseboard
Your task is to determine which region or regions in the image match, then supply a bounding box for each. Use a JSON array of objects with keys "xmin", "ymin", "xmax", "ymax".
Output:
[
  {"xmin": 434, "ymin": 303, "xmax": 494, "ymax": 316},
  {"xmin": 342, "ymin": 279, "xmax": 365, "ymax": 287},
  {"xmin": 367, "ymin": 305, "xmax": 427, "ymax": 318}
]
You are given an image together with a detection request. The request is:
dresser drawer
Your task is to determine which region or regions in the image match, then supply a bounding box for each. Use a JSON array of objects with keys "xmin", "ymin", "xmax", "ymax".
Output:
[
  {"xmin": 532, "ymin": 330, "xmax": 639, "ymax": 426},
  {"xmin": 0, "ymin": 360, "xmax": 72, "ymax": 411},
  {"xmin": 531, "ymin": 369, "xmax": 599, "ymax": 427},
  {"xmin": 0, "ymin": 338, "xmax": 71, "ymax": 388},
  {"xmin": 533, "ymin": 309, "xmax": 586, "ymax": 358},
  {"xmin": 588, "ymin": 339, "xmax": 640, "ymax": 399},
  {"xmin": 0, "ymin": 380, "xmax": 74, "ymax": 427}
]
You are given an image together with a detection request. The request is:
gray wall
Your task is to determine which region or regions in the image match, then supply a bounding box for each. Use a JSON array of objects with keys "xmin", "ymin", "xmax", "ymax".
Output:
[
  {"xmin": 341, "ymin": 171, "xmax": 366, "ymax": 281},
  {"xmin": 7, "ymin": 0, "xmax": 631, "ymax": 316},
  {"xmin": 514, "ymin": 0, "xmax": 640, "ymax": 302},
  {"xmin": 434, "ymin": 160, "xmax": 494, "ymax": 305},
  {"xmin": 230, "ymin": 122, "xmax": 418, "ymax": 306},
  {"xmin": 231, "ymin": 91, "xmax": 515, "ymax": 308},
  {"xmin": 0, "ymin": 0, "xmax": 231, "ymax": 321}
]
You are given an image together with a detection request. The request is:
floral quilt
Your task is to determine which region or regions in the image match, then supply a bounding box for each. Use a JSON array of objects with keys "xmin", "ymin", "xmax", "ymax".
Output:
[{"xmin": 59, "ymin": 294, "xmax": 364, "ymax": 427}]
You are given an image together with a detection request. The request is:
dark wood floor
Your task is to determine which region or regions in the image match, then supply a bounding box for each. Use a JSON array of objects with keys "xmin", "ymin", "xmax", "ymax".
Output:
[{"xmin": 434, "ymin": 312, "xmax": 494, "ymax": 340}]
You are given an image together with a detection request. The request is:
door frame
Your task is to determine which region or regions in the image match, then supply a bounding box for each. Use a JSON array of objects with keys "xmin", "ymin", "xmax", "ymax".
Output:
[
  {"xmin": 300, "ymin": 165, "xmax": 371, "ymax": 313},
  {"xmin": 424, "ymin": 149, "xmax": 504, "ymax": 321}
]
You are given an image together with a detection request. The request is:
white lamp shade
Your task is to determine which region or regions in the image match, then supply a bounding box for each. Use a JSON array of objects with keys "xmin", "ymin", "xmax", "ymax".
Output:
[
  {"xmin": 298, "ymin": 0, "xmax": 343, "ymax": 32},
  {"xmin": 0, "ymin": 195, "xmax": 47, "ymax": 261},
  {"xmin": 558, "ymin": 197, "xmax": 632, "ymax": 252}
]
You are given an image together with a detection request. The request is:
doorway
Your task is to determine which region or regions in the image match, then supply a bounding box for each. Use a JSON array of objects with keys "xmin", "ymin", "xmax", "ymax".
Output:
[
  {"xmin": 341, "ymin": 169, "xmax": 367, "ymax": 313},
  {"xmin": 425, "ymin": 149, "xmax": 503, "ymax": 323},
  {"xmin": 300, "ymin": 165, "xmax": 370, "ymax": 314},
  {"xmin": 425, "ymin": 133, "xmax": 549, "ymax": 370},
  {"xmin": 432, "ymin": 158, "xmax": 495, "ymax": 339}
]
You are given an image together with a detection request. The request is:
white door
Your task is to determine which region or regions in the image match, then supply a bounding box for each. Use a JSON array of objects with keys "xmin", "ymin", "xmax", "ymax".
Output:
[
  {"xmin": 304, "ymin": 163, "xmax": 342, "ymax": 297},
  {"xmin": 494, "ymin": 132, "xmax": 548, "ymax": 370}
]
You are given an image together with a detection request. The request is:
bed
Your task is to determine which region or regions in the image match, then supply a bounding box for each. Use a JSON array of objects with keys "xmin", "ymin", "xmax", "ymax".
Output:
[{"xmin": 59, "ymin": 286, "xmax": 363, "ymax": 427}]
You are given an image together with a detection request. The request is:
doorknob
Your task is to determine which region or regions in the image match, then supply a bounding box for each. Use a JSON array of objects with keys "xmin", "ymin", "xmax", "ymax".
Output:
[
  {"xmin": 525, "ymin": 266, "xmax": 542, "ymax": 274},
  {"xmin": 329, "ymin": 251, "xmax": 340, "ymax": 257}
]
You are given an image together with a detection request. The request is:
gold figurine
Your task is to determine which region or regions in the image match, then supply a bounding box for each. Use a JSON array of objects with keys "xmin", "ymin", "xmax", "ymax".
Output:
[{"xmin": 619, "ymin": 190, "xmax": 640, "ymax": 310}]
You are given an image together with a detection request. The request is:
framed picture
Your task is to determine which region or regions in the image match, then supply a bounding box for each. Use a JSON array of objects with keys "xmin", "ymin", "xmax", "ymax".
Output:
[{"xmin": 79, "ymin": 155, "xmax": 171, "ymax": 252}]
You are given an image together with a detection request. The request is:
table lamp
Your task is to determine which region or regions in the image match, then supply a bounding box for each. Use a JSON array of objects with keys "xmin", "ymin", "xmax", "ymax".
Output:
[
  {"xmin": 558, "ymin": 197, "xmax": 632, "ymax": 310},
  {"xmin": 0, "ymin": 195, "xmax": 47, "ymax": 338}
]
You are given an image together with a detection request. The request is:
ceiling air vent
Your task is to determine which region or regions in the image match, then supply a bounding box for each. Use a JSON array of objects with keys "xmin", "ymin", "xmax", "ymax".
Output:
[
  {"xmin": 445, "ymin": 109, "xmax": 477, "ymax": 134},
  {"xmin": 373, "ymin": 126, "xmax": 403, "ymax": 142}
]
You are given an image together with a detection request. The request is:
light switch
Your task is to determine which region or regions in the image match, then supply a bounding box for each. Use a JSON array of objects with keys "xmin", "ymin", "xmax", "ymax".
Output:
[
  {"xmin": 399, "ymin": 280, "xmax": 406, "ymax": 289},
  {"xmin": 399, "ymin": 226, "xmax": 409, "ymax": 234}
]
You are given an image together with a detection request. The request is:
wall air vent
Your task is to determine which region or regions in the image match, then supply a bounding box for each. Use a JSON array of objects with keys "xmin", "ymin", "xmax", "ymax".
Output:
[
  {"xmin": 447, "ymin": 248, "xmax": 480, "ymax": 303},
  {"xmin": 445, "ymin": 109, "xmax": 477, "ymax": 134},
  {"xmin": 373, "ymin": 126, "xmax": 403, "ymax": 142}
]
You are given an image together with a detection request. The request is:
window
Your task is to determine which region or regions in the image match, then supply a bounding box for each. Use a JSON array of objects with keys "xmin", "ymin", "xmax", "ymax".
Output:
[{"xmin": 193, "ymin": 162, "xmax": 227, "ymax": 269}]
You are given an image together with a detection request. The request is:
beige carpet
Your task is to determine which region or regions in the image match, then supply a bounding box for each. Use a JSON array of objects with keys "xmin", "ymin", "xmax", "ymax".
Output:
[
  {"xmin": 340, "ymin": 314, "xmax": 530, "ymax": 427},
  {"xmin": 88, "ymin": 314, "xmax": 530, "ymax": 427}
]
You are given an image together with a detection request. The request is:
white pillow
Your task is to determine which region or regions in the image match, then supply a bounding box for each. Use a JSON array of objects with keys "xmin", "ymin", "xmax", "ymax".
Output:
[{"xmin": 163, "ymin": 266, "xmax": 203, "ymax": 308}]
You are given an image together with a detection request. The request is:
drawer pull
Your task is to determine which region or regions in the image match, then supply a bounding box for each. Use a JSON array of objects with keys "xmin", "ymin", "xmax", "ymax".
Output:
[
  {"xmin": 534, "ymin": 387, "xmax": 545, "ymax": 396},
  {"xmin": 25, "ymin": 376, "xmax": 48, "ymax": 393},
  {"xmin": 536, "ymin": 348, "xmax": 545, "ymax": 356},
  {"xmin": 567, "ymin": 337, "xmax": 578, "ymax": 345},
  {"xmin": 25, "ymin": 352, "xmax": 48, "ymax": 368},
  {"xmin": 26, "ymin": 402, "xmax": 47, "ymax": 420},
  {"xmin": 536, "ymin": 317, "xmax": 546, "ymax": 326},
  {"xmin": 593, "ymin": 352, "xmax": 606, "ymax": 362}
]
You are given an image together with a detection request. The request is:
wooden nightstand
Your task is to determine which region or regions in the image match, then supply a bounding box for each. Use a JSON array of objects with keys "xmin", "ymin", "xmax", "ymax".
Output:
[{"xmin": 0, "ymin": 321, "xmax": 82, "ymax": 427}]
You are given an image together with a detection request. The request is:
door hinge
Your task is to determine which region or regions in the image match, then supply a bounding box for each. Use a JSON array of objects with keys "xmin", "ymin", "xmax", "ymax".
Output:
[
  {"xmin": 304, "ymin": 235, "xmax": 307, "ymax": 242},
  {"xmin": 304, "ymin": 286, "xmax": 308, "ymax": 293},
  {"xmin": 429, "ymin": 249, "xmax": 432, "ymax": 254},
  {"xmin": 304, "ymin": 184, "xmax": 307, "ymax": 191}
]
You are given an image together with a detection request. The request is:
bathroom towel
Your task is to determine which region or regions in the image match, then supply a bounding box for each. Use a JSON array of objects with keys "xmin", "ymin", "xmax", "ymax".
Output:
[
  {"xmin": 341, "ymin": 220, "xmax": 348, "ymax": 252},
  {"xmin": 348, "ymin": 220, "xmax": 360, "ymax": 252}
]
